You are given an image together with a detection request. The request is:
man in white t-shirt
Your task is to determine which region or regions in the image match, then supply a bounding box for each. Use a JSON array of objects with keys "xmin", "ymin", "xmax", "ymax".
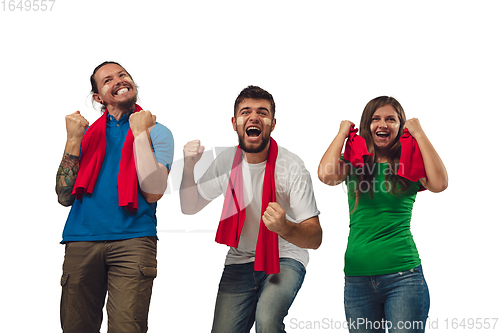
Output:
[{"xmin": 180, "ymin": 86, "xmax": 322, "ymax": 333}]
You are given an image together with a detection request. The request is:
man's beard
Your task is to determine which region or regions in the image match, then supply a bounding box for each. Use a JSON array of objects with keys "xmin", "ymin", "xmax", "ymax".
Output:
[
  {"xmin": 237, "ymin": 131, "xmax": 271, "ymax": 154},
  {"xmin": 117, "ymin": 93, "xmax": 138, "ymax": 113}
]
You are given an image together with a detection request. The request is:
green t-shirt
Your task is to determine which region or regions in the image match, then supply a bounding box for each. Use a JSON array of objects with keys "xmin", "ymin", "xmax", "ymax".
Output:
[{"xmin": 344, "ymin": 162, "xmax": 421, "ymax": 276}]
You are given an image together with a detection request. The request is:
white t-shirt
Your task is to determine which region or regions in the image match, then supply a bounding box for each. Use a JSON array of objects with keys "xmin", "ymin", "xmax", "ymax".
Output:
[{"xmin": 197, "ymin": 145, "xmax": 320, "ymax": 268}]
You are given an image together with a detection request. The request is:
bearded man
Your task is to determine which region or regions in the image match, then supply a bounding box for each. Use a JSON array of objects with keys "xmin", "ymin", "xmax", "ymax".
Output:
[
  {"xmin": 180, "ymin": 85, "xmax": 321, "ymax": 333},
  {"xmin": 56, "ymin": 61, "xmax": 174, "ymax": 333}
]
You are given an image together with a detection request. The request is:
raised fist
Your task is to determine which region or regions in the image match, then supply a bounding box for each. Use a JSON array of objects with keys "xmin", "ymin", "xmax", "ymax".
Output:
[
  {"xmin": 339, "ymin": 120, "xmax": 354, "ymax": 139},
  {"xmin": 65, "ymin": 111, "xmax": 89, "ymax": 142},
  {"xmin": 404, "ymin": 118, "xmax": 423, "ymax": 137},
  {"xmin": 129, "ymin": 110, "xmax": 156, "ymax": 137},
  {"xmin": 183, "ymin": 140, "xmax": 205, "ymax": 167}
]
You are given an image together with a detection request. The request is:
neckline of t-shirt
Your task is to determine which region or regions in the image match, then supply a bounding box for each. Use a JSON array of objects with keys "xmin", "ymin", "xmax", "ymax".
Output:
[{"xmin": 242, "ymin": 158, "xmax": 267, "ymax": 168}]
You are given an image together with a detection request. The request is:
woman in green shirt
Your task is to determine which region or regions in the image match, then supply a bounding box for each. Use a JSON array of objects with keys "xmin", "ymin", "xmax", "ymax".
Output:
[{"xmin": 318, "ymin": 96, "xmax": 448, "ymax": 332}]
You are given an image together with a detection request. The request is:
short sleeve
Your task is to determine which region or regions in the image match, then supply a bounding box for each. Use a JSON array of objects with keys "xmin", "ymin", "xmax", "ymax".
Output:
[
  {"xmin": 276, "ymin": 149, "xmax": 320, "ymax": 223},
  {"xmin": 196, "ymin": 147, "xmax": 235, "ymax": 201},
  {"xmin": 288, "ymin": 165, "xmax": 320, "ymax": 223},
  {"xmin": 150, "ymin": 123, "xmax": 174, "ymax": 171}
]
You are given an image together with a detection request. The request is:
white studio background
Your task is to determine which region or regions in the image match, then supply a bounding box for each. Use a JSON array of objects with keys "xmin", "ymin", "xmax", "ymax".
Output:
[{"xmin": 1, "ymin": 1, "xmax": 499, "ymax": 332}]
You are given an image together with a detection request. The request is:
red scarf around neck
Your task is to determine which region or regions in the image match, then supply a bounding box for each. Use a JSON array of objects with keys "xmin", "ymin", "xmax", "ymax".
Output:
[
  {"xmin": 215, "ymin": 137, "xmax": 280, "ymax": 274},
  {"xmin": 72, "ymin": 104, "xmax": 141, "ymax": 211}
]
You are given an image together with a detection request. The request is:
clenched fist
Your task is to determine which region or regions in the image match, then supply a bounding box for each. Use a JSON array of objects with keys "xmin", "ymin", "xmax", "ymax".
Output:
[
  {"xmin": 338, "ymin": 120, "xmax": 354, "ymax": 139},
  {"xmin": 183, "ymin": 140, "xmax": 205, "ymax": 168},
  {"xmin": 130, "ymin": 110, "xmax": 156, "ymax": 137},
  {"xmin": 403, "ymin": 118, "xmax": 424, "ymax": 138},
  {"xmin": 65, "ymin": 111, "xmax": 89, "ymax": 142},
  {"xmin": 262, "ymin": 202, "xmax": 288, "ymax": 235}
]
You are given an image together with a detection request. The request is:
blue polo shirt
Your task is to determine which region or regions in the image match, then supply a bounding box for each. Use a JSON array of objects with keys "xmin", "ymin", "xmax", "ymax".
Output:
[{"xmin": 61, "ymin": 113, "xmax": 174, "ymax": 243}]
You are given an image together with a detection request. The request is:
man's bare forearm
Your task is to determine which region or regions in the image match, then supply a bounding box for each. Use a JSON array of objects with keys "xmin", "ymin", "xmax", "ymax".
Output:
[
  {"xmin": 133, "ymin": 129, "xmax": 169, "ymax": 203},
  {"xmin": 56, "ymin": 152, "xmax": 79, "ymax": 206},
  {"xmin": 179, "ymin": 166, "xmax": 200, "ymax": 214},
  {"xmin": 179, "ymin": 140, "xmax": 210, "ymax": 214},
  {"xmin": 56, "ymin": 111, "xmax": 88, "ymax": 206}
]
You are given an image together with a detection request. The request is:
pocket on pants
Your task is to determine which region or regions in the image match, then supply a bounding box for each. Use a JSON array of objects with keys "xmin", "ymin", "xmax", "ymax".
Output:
[
  {"xmin": 139, "ymin": 264, "xmax": 157, "ymax": 278},
  {"xmin": 133, "ymin": 265, "xmax": 156, "ymax": 324},
  {"xmin": 60, "ymin": 273, "xmax": 69, "ymax": 287}
]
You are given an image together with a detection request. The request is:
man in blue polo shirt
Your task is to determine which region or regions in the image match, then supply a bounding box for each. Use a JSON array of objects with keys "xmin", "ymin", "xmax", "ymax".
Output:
[{"xmin": 56, "ymin": 61, "xmax": 174, "ymax": 333}]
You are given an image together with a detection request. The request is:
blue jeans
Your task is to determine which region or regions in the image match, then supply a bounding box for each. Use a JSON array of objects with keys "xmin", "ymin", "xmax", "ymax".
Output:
[
  {"xmin": 211, "ymin": 258, "xmax": 306, "ymax": 333},
  {"xmin": 344, "ymin": 265, "xmax": 430, "ymax": 333}
]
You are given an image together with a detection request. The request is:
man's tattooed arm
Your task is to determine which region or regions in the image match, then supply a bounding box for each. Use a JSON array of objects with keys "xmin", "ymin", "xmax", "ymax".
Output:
[{"xmin": 56, "ymin": 152, "xmax": 80, "ymax": 206}]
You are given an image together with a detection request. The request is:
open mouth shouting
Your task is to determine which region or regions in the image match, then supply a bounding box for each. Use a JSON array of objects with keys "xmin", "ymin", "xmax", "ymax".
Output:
[
  {"xmin": 369, "ymin": 104, "xmax": 401, "ymax": 150},
  {"xmin": 375, "ymin": 131, "xmax": 390, "ymax": 140},
  {"xmin": 233, "ymin": 98, "xmax": 275, "ymax": 155},
  {"xmin": 237, "ymin": 122, "xmax": 270, "ymax": 154},
  {"xmin": 246, "ymin": 126, "xmax": 262, "ymax": 142}
]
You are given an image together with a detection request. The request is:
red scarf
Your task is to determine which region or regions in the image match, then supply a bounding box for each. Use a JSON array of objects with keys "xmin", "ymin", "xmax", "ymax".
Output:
[
  {"xmin": 397, "ymin": 129, "xmax": 427, "ymax": 182},
  {"xmin": 343, "ymin": 126, "xmax": 426, "ymax": 184},
  {"xmin": 215, "ymin": 137, "xmax": 280, "ymax": 274},
  {"xmin": 72, "ymin": 104, "xmax": 141, "ymax": 211},
  {"xmin": 343, "ymin": 124, "xmax": 373, "ymax": 167}
]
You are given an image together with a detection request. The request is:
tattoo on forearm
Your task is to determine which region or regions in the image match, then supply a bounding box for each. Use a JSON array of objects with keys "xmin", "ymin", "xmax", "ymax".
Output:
[{"xmin": 56, "ymin": 152, "xmax": 80, "ymax": 206}]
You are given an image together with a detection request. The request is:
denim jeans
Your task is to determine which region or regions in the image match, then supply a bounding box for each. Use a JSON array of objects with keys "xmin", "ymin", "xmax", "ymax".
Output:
[
  {"xmin": 344, "ymin": 265, "xmax": 430, "ymax": 333},
  {"xmin": 211, "ymin": 258, "xmax": 306, "ymax": 333}
]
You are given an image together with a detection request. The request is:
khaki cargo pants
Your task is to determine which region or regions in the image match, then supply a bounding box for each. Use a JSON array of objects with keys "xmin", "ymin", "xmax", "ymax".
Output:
[{"xmin": 60, "ymin": 236, "xmax": 157, "ymax": 333}]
